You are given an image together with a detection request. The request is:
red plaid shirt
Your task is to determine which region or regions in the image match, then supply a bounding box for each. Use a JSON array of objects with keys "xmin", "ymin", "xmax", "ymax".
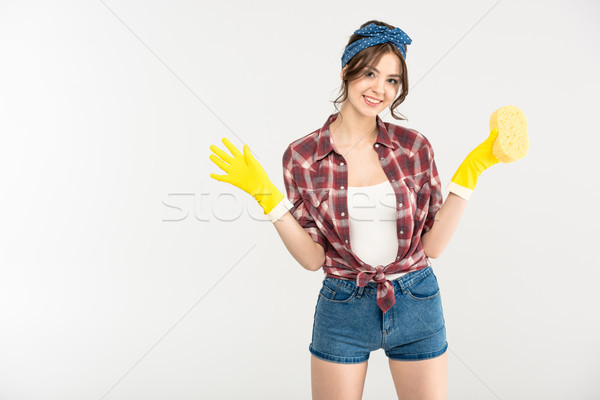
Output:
[{"xmin": 282, "ymin": 112, "xmax": 443, "ymax": 313}]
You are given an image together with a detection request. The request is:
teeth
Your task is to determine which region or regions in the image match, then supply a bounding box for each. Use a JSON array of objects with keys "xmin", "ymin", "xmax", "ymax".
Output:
[{"xmin": 364, "ymin": 96, "xmax": 381, "ymax": 104}]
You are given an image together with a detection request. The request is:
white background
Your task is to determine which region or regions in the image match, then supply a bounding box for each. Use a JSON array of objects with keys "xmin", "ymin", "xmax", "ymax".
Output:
[{"xmin": 1, "ymin": 0, "xmax": 599, "ymax": 399}]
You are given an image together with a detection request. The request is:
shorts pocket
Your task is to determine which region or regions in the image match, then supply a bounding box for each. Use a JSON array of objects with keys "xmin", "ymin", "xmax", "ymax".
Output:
[
  {"xmin": 319, "ymin": 278, "xmax": 357, "ymax": 303},
  {"xmin": 405, "ymin": 271, "xmax": 440, "ymax": 300}
]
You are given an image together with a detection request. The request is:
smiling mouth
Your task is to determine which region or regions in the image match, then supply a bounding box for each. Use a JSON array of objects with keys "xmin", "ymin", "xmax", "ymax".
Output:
[{"xmin": 363, "ymin": 95, "xmax": 382, "ymax": 105}]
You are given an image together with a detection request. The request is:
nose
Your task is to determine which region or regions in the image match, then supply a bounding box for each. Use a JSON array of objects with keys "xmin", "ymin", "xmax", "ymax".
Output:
[{"xmin": 371, "ymin": 77, "xmax": 385, "ymax": 96}]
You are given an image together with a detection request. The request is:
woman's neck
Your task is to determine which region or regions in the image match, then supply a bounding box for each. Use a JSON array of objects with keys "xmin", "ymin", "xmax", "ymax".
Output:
[{"xmin": 330, "ymin": 107, "xmax": 378, "ymax": 149}]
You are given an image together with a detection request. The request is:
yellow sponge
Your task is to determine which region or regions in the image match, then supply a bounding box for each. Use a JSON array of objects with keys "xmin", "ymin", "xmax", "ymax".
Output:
[{"xmin": 489, "ymin": 105, "xmax": 529, "ymax": 163}]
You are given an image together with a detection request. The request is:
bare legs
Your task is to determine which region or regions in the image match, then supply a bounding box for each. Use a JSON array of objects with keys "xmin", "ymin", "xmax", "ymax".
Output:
[
  {"xmin": 310, "ymin": 350, "xmax": 447, "ymax": 400},
  {"xmin": 388, "ymin": 350, "xmax": 448, "ymax": 400},
  {"xmin": 311, "ymin": 355, "xmax": 368, "ymax": 400}
]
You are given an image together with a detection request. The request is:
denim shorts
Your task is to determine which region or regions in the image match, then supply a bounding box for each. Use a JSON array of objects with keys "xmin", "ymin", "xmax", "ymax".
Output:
[{"xmin": 309, "ymin": 265, "xmax": 448, "ymax": 364}]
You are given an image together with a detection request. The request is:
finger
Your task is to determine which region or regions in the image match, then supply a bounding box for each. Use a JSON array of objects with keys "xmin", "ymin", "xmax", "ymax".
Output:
[
  {"xmin": 485, "ymin": 127, "xmax": 499, "ymax": 146},
  {"xmin": 209, "ymin": 144, "xmax": 233, "ymax": 164},
  {"xmin": 209, "ymin": 154, "xmax": 230, "ymax": 173},
  {"xmin": 480, "ymin": 127, "xmax": 498, "ymax": 147},
  {"xmin": 243, "ymin": 144, "xmax": 255, "ymax": 165},
  {"xmin": 210, "ymin": 173, "xmax": 231, "ymax": 184},
  {"xmin": 221, "ymin": 137, "xmax": 243, "ymax": 159}
]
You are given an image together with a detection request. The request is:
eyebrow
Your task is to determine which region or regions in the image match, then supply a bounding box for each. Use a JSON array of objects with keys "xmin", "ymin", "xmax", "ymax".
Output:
[{"xmin": 366, "ymin": 66, "xmax": 401, "ymax": 78}]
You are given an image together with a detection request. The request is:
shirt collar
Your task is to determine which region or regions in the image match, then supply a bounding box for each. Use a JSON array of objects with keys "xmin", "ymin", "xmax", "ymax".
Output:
[{"xmin": 315, "ymin": 112, "xmax": 398, "ymax": 161}]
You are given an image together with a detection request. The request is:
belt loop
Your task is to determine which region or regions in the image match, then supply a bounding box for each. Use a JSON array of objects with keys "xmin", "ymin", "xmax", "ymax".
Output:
[
  {"xmin": 397, "ymin": 278, "xmax": 405, "ymax": 294},
  {"xmin": 356, "ymin": 285, "xmax": 365, "ymax": 298}
]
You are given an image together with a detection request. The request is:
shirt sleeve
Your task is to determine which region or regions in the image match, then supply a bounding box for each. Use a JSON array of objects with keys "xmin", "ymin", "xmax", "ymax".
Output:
[
  {"xmin": 420, "ymin": 141, "xmax": 444, "ymax": 236},
  {"xmin": 282, "ymin": 146, "xmax": 329, "ymax": 252}
]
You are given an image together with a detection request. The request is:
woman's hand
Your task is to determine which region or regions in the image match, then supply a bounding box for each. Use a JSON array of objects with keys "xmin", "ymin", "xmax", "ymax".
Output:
[
  {"xmin": 448, "ymin": 128, "xmax": 500, "ymax": 200},
  {"xmin": 209, "ymin": 137, "xmax": 284, "ymax": 215}
]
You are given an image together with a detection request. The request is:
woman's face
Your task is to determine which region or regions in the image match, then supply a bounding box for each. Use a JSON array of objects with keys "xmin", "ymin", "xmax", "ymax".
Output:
[{"xmin": 341, "ymin": 52, "xmax": 402, "ymax": 118}]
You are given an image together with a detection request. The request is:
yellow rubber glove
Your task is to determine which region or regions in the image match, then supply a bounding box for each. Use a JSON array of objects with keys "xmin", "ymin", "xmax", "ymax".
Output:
[
  {"xmin": 209, "ymin": 137, "xmax": 285, "ymax": 216},
  {"xmin": 448, "ymin": 128, "xmax": 500, "ymax": 200}
]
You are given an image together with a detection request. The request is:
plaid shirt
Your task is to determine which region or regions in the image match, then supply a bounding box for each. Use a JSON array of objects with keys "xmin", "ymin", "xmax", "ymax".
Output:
[{"xmin": 282, "ymin": 112, "xmax": 443, "ymax": 313}]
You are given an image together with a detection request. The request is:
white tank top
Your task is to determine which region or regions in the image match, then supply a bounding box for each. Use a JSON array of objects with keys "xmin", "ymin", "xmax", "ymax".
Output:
[{"xmin": 347, "ymin": 179, "xmax": 410, "ymax": 282}]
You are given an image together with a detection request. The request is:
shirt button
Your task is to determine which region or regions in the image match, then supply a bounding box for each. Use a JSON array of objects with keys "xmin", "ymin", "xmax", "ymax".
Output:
[
  {"xmin": 398, "ymin": 203, "xmax": 402, "ymax": 207},
  {"xmin": 340, "ymin": 186, "xmax": 344, "ymax": 190},
  {"xmin": 340, "ymin": 162, "xmax": 345, "ymax": 166},
  {"xmin": 345, "ymin": 239, "xmax": 348, "ymax": 243},
  {"xmin": 341, "ymin": 212, "xmax": 345, "ymax": 216},
  {"xmin": 315, "ymin": 201, "xmax": 320, "ymax": 206},
  {"xmin": 392, "ymin": 179, "xmax": 395, "ymax": 182},
  {"xmin": 400, "ymin": 230, "xmax": 404, "ymax": 234},
  {"xmin": 375, "ymin": 144, "xmax": 380, "ymax": 148},
  {"xmin": 380, "ymin": 157, "xmax": 384, "ymax": 161}
]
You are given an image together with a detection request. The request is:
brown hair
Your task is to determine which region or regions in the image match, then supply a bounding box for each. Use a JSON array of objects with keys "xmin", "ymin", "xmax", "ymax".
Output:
[{"xmin": 332, "ymin": 20, "xmax": 409, "ymax": 121}]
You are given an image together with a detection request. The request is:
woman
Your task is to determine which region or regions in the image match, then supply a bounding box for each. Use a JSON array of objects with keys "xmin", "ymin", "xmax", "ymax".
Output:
[{"xmin": 209, "ymin": 20, "xmax": 499, "ymax": 400}]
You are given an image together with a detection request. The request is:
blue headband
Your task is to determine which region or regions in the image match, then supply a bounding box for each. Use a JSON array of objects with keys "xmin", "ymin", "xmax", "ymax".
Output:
[{"xmin": 341, "ymin": 23, "xmax": 412, "ymax": 69}]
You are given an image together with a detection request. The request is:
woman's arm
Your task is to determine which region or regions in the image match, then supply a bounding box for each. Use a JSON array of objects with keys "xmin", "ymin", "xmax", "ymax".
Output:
[
  {"xmin": 209, "ymin": 138, "xmax": 327, "ymax": 272},
  {"xmin": 272, "ymin": 211, "xmax": 326, "ymax": 271},
  {"xmin": 209, "ymin": 138, "xmax": 325, "ymax": 271},
  {"xmin": 422, "ymin": 123, "xmax": 508, "ymax": 258},
  {"xmin": 421, "ymin": 192, "xmax": 468, "ymax": 259}
]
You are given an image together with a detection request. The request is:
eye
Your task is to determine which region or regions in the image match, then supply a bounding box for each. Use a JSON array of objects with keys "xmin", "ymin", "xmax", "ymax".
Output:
[{"xmin": 365, "ymin": 70, "xmax": 398, "ymax": 85}]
